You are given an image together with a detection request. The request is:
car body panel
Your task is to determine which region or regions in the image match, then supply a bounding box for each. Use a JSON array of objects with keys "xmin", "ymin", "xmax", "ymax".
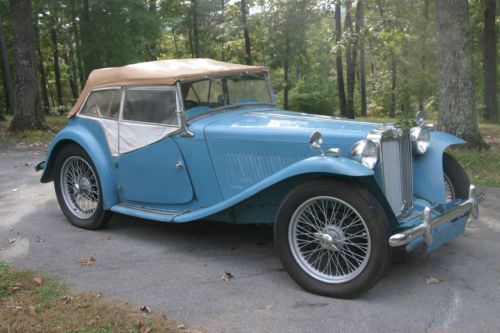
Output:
[
  {"xmin": 41, "ymin": 117, "xmax": 120, "ymax": 210},
  {"xmin": 413, "ymin": 131, "xmax": 465, "ymax": 203},
  {"xmin": 116, "ymin": 138, "xmax": 194, "ymax": 204}
]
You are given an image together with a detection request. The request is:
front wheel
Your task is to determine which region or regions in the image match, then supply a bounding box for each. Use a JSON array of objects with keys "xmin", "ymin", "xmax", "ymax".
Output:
[
  {"xmin": 54, "ymin": 144, "xmax": 111, "ymax": 229},
  {"xmin": 274, "ymin": 180, "xmax": 391, "ymax": 298},
  {"xmin": 443, "ymin": 152, "xmax": 470, "ymax": 201}
]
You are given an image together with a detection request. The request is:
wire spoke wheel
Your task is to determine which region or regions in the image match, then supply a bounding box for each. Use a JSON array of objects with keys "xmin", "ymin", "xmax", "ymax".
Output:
[
  {"xmin": 288, "ymin": 196, "xmax": 371, "ymax": 284},
  {"xmin": 60, "ymin": 156, "xmax": 99, "ymax": 219}
]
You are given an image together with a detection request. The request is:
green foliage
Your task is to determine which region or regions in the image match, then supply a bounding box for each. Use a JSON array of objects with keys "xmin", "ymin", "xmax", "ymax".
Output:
[{"xmin": 0, "ymin": 0, "xmax": 496, "ymax": 120}]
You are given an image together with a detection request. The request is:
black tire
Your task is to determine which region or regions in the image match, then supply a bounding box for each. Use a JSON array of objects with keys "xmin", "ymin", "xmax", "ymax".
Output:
[
  {"xmin": 54, "ymin": 144, "xmax": 111, "ymax": 229},
  {"xmin": 274, "ymin": 179, "xmax": 392, "ymax": 298},
  {"xmin": 443, "ymin": 152, "xmax": 470, "ymax": 200}
]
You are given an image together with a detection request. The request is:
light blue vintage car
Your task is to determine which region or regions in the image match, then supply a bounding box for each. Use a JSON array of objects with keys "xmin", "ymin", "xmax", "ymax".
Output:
[{"xmin": 37, "ymin": 58, "xmax": 483, "ymax": 298}]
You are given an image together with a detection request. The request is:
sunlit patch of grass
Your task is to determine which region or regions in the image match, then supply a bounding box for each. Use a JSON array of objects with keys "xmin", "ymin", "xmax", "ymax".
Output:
[
  {"xmin": 0, "ymin": 262, "xmax": 189, "ymax": 333},
  {"xmin": 0, "ymin": 114, "xmax": 67, "ymax": 144}
]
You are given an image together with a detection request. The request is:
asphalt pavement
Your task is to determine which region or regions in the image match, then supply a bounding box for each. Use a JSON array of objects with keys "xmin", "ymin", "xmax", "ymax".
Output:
[{"xmin": 1, "ymin": 141, "xmax": 499, "ymax": 333}]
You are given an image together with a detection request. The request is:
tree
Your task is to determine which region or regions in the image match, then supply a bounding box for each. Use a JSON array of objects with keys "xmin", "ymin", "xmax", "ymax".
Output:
[
  {"xmin": 241, "ymin": 0, "xmax": 252, "ymax": 65},
  {"xmin": 356, "ymin": 0, "xmax": 367, "ymax": 117},
  {"xmin": 344, "ymin": 0, "xmax": 356, "ymax": 119},
  {"xmin": 0, "ymin": 11, "xmax": 12, "ymax": 119},
  {"xmin": 8, "ymin": 0, "xmax": 47, "ymax": 131},
  {"xmin": 50, "ymin": 15, "xmax": 63, "ymax": 107},
  {"xmin": 191, "ymin": 0, "xmax": 201, "ymax": 57},
  {"xmin": 482, "ymin": 0, "xmax": 497, "ymax": 121},
  {"xmin": 435, "ymin": 0, "xmax": 482, "ymax": 147},
  {"xmin": 334, "ymin": 1, "xmax": 346, "ymax": 117}
]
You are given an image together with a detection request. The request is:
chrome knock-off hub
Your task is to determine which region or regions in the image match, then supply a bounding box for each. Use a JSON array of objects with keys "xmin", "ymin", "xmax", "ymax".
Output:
[{"xmin": 314, "ymin": 225, "xmax": 346, "ymax": 252}]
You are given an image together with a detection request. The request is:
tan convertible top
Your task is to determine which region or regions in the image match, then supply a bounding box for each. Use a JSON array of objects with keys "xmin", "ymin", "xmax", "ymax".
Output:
[{"xmin": 68, "ymin": 58, "xmax": 267, "ymax": 117}]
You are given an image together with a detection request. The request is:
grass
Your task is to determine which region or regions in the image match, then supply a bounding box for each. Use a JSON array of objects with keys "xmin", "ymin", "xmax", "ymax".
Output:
[
  {"xmin": 0, "ymin": 115, "xmax": 67, "ymax": 145},
  {"xmin": 0, "ymin": 262, "xmax": 189, "ymax": 333},
  {"xmin": 0, "ymin": 113, "xmax": 499, "ymax": 187}
]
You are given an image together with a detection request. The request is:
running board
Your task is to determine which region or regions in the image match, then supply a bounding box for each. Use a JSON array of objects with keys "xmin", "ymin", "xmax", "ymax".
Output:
[{"xmin": 110, "ymin": 204, "xmax": 187, "ymax": 222}]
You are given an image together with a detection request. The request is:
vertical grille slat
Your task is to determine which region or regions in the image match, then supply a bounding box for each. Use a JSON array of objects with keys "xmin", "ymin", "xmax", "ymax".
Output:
[{"xmin": 380, "ymin": 133, "xmax": 413, "ymax": 216}]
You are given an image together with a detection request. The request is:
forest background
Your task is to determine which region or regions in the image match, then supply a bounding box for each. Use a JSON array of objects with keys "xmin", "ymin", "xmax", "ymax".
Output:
[{"xmin": 0, "ymin": 0, "xmax": 498, "ymax": 150}]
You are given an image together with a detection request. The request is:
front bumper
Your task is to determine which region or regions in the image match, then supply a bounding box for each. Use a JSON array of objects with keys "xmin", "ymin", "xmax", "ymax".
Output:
[{"xmin": 389, "ymin": 185, "xmax": 485, "ymax": 249}]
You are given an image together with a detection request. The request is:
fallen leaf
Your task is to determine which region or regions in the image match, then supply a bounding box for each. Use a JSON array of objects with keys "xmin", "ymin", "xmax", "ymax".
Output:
[
  {"xmin": 221, "ymin": 271, "xmax": 234, "ymax": 282},
  {"xmin": 138, "ymin": 323, "xmax": 151, "ymax": 333},
  {"xmin": 33, "ymin": 277, "xmax": 44, "ymax": 285},
  {"xmin": 12, "ymin": 188, "xmax": 18, "ymax": 192},
  {"xmin": 79, "ymin": 256, "xmax": 96, "ymax": 266},
  {"xmin": 7, "ymin": 305, "xmax": 23, "ymax": 311},
  {"xmin": 177, "ymin": 324, "xmax": 186, "ymax": 329},
  {"xmin": 61, "ymin": 295, "xmax": 74, "ymax": 304},
  {"xmin": 140, "ymin": 305, "xmax": 151, "ymax": 313},
  {"xmin": 36, "ymin": 235, "xmax": 44, "ymax": 243},
  {"xmin": 10, "ymin": 286, "xmax": 21, "ymax": 292},
  {"xmin": 85, "ymin": 317, "xmax": 99, "ymax": 326},
  {"xmin": 264, "ymin": 304, "xmax": 274, "ymax": 310},
  {"xmin": 101, "ymin": 235, "xmax": 112, "ymax": 241},
  {"xmin": 8, "ymin": 239, "xmax": 16, "ymax": 244},
  {"xmin": 425, "ymin": 276, "xmax": 440, "ymax": 285},
  {"xmin": 29, "ymin": 305, "xmax": 36, "ymax": 316}
]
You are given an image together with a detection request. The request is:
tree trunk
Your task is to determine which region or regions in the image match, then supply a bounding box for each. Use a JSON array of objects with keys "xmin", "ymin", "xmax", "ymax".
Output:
[
  {"xmin": 283, "ymin": 36, "xmax": 290, "ymax": 110},
  {"xmin": 71, "ymin": 13, "xmax": 84, "ymax": 86},
  {"xmin": 192, "ymin": 0, "xmax": 201, "ymax": 58},
  {"xmin": 241, "ymin": 0, "xmax": 252, "ymax": 65},
  {"xmin": 483, "ymin": 0, "xmax": 497, "ymax": 121},
  {"xmin": 356, "ymin": 0, "xmax": 367, "ymax": 117},
  {"xmin": 390, "ymin": 50, "xmax": 396, "ymax": 118},
  {"xmin": 63, "ymin": 52, "xmax": 79, "ymax": 100},
  {"xmin": 0, "ymin": 12, "xmax": 13, "ymax": 117},
  {"xmin": 418, "ymin": 0, "xmax": 429, "ymax": 112},
  {"xmin": 8, "ymin": 0, "xmax": 47, "ymax": 131},
  {"xmin": 435, "ymin": 0, "xmax": 483, "ymax": 147},
  {"xmin": 345, "ymin": 0, "xmax": 356, "ymax": 119},
  {"xmin": 81, "ymin": 0, "xmax": 92, "ymax": 77},
  {"xmin": 50, "ymin": 16, "xmax": 63, "ymax": 106},
  {"xmin": 220, "ymin": 0, "xmax": 225, "ymax": 61},
  {"xmin": 334, "ymin": 1, "xmax": 346, "ymax": 117},
  {"xmin": 172, "ymin": 28, "xmax": 180, "ymax": 58},
  {"xmin": 35, "ymin": 23, "xmax": 50, "ymax": 115}
]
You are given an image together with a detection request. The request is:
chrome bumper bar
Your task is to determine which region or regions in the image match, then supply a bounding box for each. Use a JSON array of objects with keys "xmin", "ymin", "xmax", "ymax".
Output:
[{"xmin": 389, "ymin": 185, "xmax": 485, "ymax": 247}]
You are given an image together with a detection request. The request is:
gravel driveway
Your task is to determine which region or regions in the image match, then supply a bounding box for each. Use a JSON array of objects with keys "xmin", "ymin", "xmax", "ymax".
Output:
[{"xmin": 1, "ymin": 141, "xmax": 499, "ymax": 333}]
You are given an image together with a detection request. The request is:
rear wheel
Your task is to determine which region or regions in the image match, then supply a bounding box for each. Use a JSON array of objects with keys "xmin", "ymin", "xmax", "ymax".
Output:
[
  {"xmin": 54, "ymin": 144, "xmax": 111, "ymax": 229},
  {"xmin": 274, "ymin": 180, "xmax": 392, "ymax": 298},
  {"xmin": 443, "ymin": 152, "xmax": 470, "ymax": 201}
]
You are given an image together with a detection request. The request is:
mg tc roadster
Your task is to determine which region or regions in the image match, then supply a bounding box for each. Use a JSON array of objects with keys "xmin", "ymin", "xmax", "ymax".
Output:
[{"xmin": 37, "ymin": 59, "xmax": 483, "ymax": 298}]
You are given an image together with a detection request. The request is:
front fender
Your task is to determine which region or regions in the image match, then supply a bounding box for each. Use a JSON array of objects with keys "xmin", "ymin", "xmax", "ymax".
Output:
[
  {"xmin": 40, "ymin": 120, "xmax": 119, "ymax": 209},
  {"xmin": 413, "ymin": 131, "xmax": 465, "ymax": 203},
  {"xmin": 174, "ymin": 156, "xmax": 373, "ymax": 222}
]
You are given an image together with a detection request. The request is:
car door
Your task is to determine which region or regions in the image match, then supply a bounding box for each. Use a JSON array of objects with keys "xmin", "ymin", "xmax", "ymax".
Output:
[{"xmin": 116, "ymin": 86, "xmax": 193, "ymax": 205}]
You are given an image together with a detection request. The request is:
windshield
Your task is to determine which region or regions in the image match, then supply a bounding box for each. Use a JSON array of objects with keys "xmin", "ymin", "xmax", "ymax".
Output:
[{"xmin": 180, "ymin": 73, "xmax": 272, "ymax": 119}]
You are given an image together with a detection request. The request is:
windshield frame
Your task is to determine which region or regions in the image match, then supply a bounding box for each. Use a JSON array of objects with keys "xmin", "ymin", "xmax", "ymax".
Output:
[{"xmin": 176, "ymin": 71, "xmax": 275, "ymax": 119}]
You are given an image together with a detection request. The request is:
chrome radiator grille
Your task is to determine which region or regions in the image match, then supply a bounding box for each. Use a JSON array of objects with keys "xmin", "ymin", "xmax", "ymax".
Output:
[{"xmin": 379, "ymin": 133, "xmax": 413, "ymax": 216}]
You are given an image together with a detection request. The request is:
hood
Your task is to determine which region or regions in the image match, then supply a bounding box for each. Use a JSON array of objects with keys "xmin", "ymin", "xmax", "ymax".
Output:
[{"xmin": 204, "ymin": 109, "xmax": 380, "ymax": 147}]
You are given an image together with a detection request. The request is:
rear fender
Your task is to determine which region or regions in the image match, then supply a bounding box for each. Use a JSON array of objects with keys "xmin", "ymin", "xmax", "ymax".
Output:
[{"xmin": 41, "ymin": 120, "xmax": 119, "ymax": 209}]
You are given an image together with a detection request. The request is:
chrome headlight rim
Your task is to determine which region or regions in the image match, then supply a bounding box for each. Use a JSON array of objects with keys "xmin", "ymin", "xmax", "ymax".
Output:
[
  {"xmin": 410, "ymin": 126, "xmax": 430, "ymax": 154},
  {"xmin": 351, "ymin": 139, "xmax": 379, "ymax": 169}
]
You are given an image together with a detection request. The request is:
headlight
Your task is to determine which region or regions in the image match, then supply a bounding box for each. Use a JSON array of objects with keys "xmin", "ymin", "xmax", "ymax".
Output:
[
  {"xmin": 352, "ymin": 139, "xmax": 378, "ymax": 169},
  {"xmin": 411, "ymin": 126, "xmax": 430, "ymax": 154}
]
